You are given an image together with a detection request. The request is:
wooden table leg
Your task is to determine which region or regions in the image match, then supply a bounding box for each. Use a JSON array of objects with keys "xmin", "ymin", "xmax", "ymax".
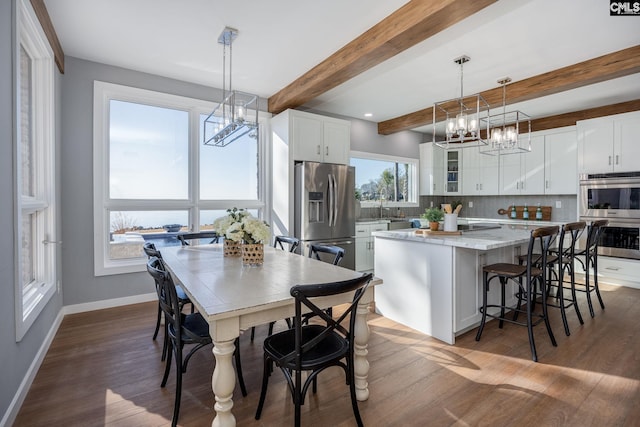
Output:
[
  {"xmin": 353, "ymin": 298, "xmax": 371, "ymax": 401},
  {"xmin": 211, "ymin": 339, "xmax": 236, "ymax": 427}
]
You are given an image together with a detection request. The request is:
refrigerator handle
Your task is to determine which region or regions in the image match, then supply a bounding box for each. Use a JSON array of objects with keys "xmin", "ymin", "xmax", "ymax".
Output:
[
  {"xmin": 332, "ymin": 174, "xmax": 338, "ymax": 227},
  {"xmin": 328, "ymin": 174, "xmax": 334, "ymax": 227}
]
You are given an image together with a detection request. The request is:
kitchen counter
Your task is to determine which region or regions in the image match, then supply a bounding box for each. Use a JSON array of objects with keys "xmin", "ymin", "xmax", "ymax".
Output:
[{"xmin": 373, "ymin": 225, "xmax": 530, "ymax": 344}]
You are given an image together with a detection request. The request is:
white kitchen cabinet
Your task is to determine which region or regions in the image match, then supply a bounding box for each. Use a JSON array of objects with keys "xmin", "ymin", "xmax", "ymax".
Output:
[
  {"xmin": 288, "ymin": 109, "xmax": 350, "ymax": 164},
  {"xmin": 578, "ymin": 111, "xmax": 640, "ymax": 174},
  {"xmin": 461, "ymin": 147, "xmax": 499, "ymax": 195},
  {"xmin": 419, "ymin": 142, "xmax": 444, "ymax": 195},
  {"xmin": 499, "ymin": 135, "xmax": 545, "ymax": 195},
  {"xmin": 444, "ymin": 150, "xmax": 462, "ymax": 195},
  {"xmin": 544, "ymin": 128, "xmax": 578, "ymax": 194},
  {"xmin": 355, "ymin": 222, "xmax": 388, "ymax": 272}
]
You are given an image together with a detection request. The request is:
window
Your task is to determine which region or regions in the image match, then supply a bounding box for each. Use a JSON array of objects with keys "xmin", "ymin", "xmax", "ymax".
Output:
[
  {"xmin": 15, "ymin": 0, "xmax": 57, "ymax": 341},
  {"xmin": 350, "ymin": 151, "xmax": 418, "ymax": 207},
  {"xmin": 94, "ymin": 82, "xmax": 266, "ymax": 275}
]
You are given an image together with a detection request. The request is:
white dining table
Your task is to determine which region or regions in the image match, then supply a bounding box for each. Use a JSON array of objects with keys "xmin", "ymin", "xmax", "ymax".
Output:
[{"xmin": 159, "ymin": 243, "xmax": 380, "ymax": 427}]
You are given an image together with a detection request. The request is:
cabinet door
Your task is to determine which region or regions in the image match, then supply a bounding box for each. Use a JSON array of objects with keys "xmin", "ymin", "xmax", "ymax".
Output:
[
  {"xmin": 419, "ymin": 143, "xmax": 445, "ymax": 196},
  {"xmin": 462, "ymin": 147, "xmax": 481, "ymax": 195},
  {"xmin": 355, "ymin": 237, "xmax": 371, "ymax": 272},
  {"xmin": 444, "ymin": 150, "xmax": 461, "ymax": 194},
  {"xmin": 292, "ymin": 114, "xmax": 323, "ymax": 162},
  {"xmin": 614, "ymin": 115, "xmax": 640, "ymax": 172},
  {"xmin": 480, "ymin": 153, "xmax": 499, "ymax": 195},
  {"xmin": 545, "ymin": 130, "xmax": 577, "ymax": 194},
  {"xmin": 499, "ymin": 150, "xmax": 522, "ymax": 195},
  {"xmin": 323, "ymin": 120, "xmax": 350, "ymax": 165},
  {"xmin": 578, "ymin": 117, "xmax": 614, "ymax": 174},
  {"xmin": 521, "ymin": 135, "xmax": 545, "ymax": 194}
]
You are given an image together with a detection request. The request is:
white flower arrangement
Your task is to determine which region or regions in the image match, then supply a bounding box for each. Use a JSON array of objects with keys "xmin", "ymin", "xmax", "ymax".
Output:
[
  {"xmin": 212, "ymin": 208, "xmax": 250, "ymax": 236},
  {"xmin": 226, "ymin": 215, "xmax": 270, "ymax": 244}
]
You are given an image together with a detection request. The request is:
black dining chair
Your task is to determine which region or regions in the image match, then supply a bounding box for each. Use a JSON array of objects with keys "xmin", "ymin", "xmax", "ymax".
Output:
[
  {"xmin": 476, "ymin": 226, "xmax": 559, "ymax": 362},
  {"xmin": 178, "ymin": 230, "xmax": 219, "ymax": 246},
  {"xmin": 255, "ymin": 273, "xmax": 374, "ymax": 427},
  {"xmin": 309, "ymin": 244, "xmax": 345, "ymax": 265},
  {"xmin": 146, "ymin": 257, "xmax": 247, "ymax": 427},
  {"xmin": 250, "ymin": 236, "xmax": 302, "ymax": 342},
  {"xmin": 143, "ymin": 242, "xmax": 192, "ymax": 361},
  {"xmin": 274, "ymin": 235, "xmax": 300, "ymax": 253}
]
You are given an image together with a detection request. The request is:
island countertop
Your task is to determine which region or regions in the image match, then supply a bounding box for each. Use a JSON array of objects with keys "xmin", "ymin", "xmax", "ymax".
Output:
[{"xmin": 372, "ymin": 226, "xmax": 534, "ymax": 251}]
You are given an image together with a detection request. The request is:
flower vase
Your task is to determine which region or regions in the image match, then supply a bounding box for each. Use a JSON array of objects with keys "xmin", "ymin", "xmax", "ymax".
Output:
[
  {"xmin": 223, "ymin": 239, "xmax": 241, "ymax": 257},
  {"xmin": 242, "ymin": 243, "xmax": 264, "ymax": 266}
]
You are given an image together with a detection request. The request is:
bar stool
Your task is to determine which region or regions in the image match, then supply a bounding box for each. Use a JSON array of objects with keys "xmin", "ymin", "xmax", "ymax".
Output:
[
  {"xmin": 476, "ymin": 226, "xmax": 559, "ymax": 362},
  {"xmin": 573, "ymin": 220, "xmax": 608, "ymax": 317}
]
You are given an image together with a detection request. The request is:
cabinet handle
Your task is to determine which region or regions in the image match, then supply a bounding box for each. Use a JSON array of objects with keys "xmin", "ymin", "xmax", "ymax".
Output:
[
  {"xmin": 605, "ymin": 266, "xmax": 620, "ymax": 271},
  {"xmin": 545, "ymin": 180, "xmax": 549, "ymax": 189},
  {"xmin": 608, "ymin": 156, "xmax": 612, "ymax": 165},
  {"xmin": 616, "ymin": 155, "xmax": 619, "ymax": 165},
  {"xmin": 317, "ymin": 145, "xmax": 321, "ymax": 155},
  {"xmin": 476, "ymin": 183, "xmax": 478, "ymax": 190},
  {"xmin": 480, "ymin": 183, "xmax": 483, "ymax": 190}
]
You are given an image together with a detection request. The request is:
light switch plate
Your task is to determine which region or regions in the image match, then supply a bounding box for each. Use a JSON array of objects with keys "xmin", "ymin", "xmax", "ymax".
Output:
[
  {"xmin": 555, "ymin": 200, "xmax": 562, "ymax": 208},
  {"xmin": 468, "ymin": 201, "xmax": 473, "ymax": 208}
]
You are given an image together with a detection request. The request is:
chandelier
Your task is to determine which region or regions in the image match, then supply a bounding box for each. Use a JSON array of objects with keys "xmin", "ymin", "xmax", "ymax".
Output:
[
  {"xmin": 203, "ymin": 27, "xmax": 258, "ymax": 147},
  {"xmin": 433, "ymin": 55, "xmax": 490, "ymax": 149},
  {"xmin": 480, "ymin": 77, "xmax": 531, "ymax": 155}
]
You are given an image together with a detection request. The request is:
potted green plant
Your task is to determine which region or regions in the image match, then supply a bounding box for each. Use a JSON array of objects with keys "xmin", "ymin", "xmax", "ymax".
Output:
[{"xmin": 421, "ymin": 207, "xmax": 444, "ymax": 231}]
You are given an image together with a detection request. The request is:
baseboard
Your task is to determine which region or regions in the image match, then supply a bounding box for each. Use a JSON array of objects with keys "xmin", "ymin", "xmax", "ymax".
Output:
[
  {"xmin": 2, "ymin": 293, "xmax": 157, "ymax": 427},
  {"xmin": 1, "ymin": 309, "xmax": 64, "ymax": 427},
  {"xmin": 63, "ymin": 292, "xmax": 156, "ymax": 315}
]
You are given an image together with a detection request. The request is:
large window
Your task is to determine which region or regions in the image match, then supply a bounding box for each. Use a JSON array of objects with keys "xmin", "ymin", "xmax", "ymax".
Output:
[
  {"xmin": 350, "ymin": 151, "xmax": 418, "ymax": 207},
  {"xmin": 94, "ymin": 82, "xmax": 265, "ymax": 275},
  {"xmin": 15, "ymin": 0, "xmax": 57, "ymax": 341}
]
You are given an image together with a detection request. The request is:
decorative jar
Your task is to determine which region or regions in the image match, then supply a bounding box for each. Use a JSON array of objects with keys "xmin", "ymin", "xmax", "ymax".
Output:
[{"xmin": 242, "ymin": 243, "xmax": 264, "ymax": 266}]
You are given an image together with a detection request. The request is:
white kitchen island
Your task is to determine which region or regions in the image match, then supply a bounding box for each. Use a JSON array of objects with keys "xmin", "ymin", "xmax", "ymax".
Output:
[{"xmin": 373, "ymin": 226, "xmax": 534, "ymax": 344}]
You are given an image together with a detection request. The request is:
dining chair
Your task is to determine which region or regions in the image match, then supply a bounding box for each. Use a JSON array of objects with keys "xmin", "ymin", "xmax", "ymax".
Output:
[
  {"xmin": 476, "ymin": 226, "xmax": 559, "ymax": 362},
  {"xmin": 573, "ymin": 219, "xmax": 608, "ymax": 317},
  {"xmin": 304, "ymin": 244, "xmax": 346, "ymax": 325},
  {"xmin": 250, "ymin": 236, "xmax": 302, "ymax": 342},
  {"xmin": 178, "ymin": 230, "xmax": 219, "ymax": 246},
  {"xmin": 146, "ymin": 257, "xmax": 247, "ymax": 427},
  {"xmin": 255, "ymin": 273, "xmax": 374, "ymax": 427},
  {"xmin": 143, "ymin": 242, "xmax": 192, "ymax": 361},
  {"xmin": 274, "ymin": 235, "xmax": 300, "ymax": 253}
]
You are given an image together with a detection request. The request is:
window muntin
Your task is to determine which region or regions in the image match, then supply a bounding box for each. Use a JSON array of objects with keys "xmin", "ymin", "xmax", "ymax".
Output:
[
  {"xmin": 94, "ymin": 82, "xmax": 265, "ymax": 275},
  {"xmin": 350, "ymin": 151, "xmax": 418, "ymax": 206}
]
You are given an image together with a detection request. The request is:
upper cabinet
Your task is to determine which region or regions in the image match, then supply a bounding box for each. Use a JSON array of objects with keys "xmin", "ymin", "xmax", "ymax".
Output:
[
  {"xmin": 444, "ymin": 150, "xmax": 462, "ymax": 195},
  {"xmin": 499, "ymin": 135, "xmax": 545, "ymax": 195},
  {"xmin": 461, "ymin": 147, "xmax": 499, "ymax": 195},
  {"xmin": 419, "ymin": 142, "xmax": 444, "ymax": 195},
  {"xmin": 578, "ymin": 111, "xmax": 640, "ymax": 174},
  {"xmin": 286, "ymin": 109, "xmax": 350, "ymax": 164},
  {"xmin": 544, "ymin": 128, "xmax": 578, "ymax": 194}
]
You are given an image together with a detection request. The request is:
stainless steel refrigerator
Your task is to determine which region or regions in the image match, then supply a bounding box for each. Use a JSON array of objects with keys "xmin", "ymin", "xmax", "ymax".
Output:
[{"xmin": 294, "ymin": 161, "xmax": 356, "ymax": 270}]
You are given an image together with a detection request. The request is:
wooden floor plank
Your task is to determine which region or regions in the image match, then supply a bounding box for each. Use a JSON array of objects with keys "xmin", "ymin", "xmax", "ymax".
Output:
[{"xmin": 14, "ymin": 284, "xmax": 640, "ymax": 426}]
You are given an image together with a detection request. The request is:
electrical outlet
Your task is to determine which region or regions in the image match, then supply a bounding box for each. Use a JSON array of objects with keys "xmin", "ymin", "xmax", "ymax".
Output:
[
  {"xmin": 430, "ymin": 201, "xmax": 434, "ymax": 208},
  {"xmin": 468, "ymin": 201, "xmax": 473, "ymax": 208},
  {"xmin": 555, "ymin": 200, "xmax": 562, "ymax": 208}
]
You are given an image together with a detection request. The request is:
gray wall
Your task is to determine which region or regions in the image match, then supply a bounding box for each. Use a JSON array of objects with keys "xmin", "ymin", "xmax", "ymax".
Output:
[
  {"xmin": 1, "ymin": 1, "xmax": 64, "ymax": 422},
  {"xmin": 60, "ymin": 57, "xmax": 234, "ymax": 305}
]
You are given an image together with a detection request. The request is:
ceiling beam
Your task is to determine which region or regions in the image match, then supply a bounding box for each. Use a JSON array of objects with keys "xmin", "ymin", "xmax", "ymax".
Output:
[
  {"xmin": 30, "ymin": 0, "xmax": 65, "ymax": 73},
  {"xmin": 267, "ymin": 0, "xmax": 497, "ymax": 115},
  {"xmin": 378, "ymin": 45, "xmax": 640, "ymax": 135},
  {"xmin": 530, "ymin": 99, "xmax": 640, "ymax": 133}
]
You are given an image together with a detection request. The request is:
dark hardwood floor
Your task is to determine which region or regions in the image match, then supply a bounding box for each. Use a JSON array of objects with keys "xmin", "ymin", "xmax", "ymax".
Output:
[{"xmin": 14, "ymin": 283, "xmax": 640, "ymax": 426}]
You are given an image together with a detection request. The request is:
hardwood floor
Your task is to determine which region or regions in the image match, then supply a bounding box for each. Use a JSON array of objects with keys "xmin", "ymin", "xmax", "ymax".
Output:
[{"xmin": 14, "ymin": 283, "xmax": 640, "ymax": 426}]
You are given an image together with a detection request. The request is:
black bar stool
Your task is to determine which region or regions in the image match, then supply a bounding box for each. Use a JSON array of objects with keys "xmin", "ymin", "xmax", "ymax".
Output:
[
  {"xmin": 573, "ymin": 219, "xmax": 608, "ymax": 317},
  {"xmin": 476, "ymin": 226, "xmax": 559, "ymax": 362}
]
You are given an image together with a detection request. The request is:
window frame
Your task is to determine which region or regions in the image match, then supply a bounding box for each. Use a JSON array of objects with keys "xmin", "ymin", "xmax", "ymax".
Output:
[
  {"xmin": 93, "ymin": 81, "xmax": 268, "ymax": 275},
  {"xmin": 350, "ymin": 150, "xmax": 419, "ymax": 208},
  {"xmin": 14, "ymin": 0, "xmax": 57, "ymax": 341}
]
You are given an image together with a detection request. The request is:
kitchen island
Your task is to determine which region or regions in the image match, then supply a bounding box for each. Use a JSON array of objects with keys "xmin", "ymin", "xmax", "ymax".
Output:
[{"xmin": 372, "ymin": 226, "xmax": 534, "ymax": 344}]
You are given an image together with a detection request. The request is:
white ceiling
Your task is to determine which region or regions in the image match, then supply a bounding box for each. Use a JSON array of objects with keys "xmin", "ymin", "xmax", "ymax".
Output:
[{"xmin": 45, "ymin": 0, "xmax": 640, "ymax": 134}]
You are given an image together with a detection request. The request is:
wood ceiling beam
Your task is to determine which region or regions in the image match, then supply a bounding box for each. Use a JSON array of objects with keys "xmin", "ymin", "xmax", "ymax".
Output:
[
  {"xmin": 530, "ymin": 99, "xmax": 640, "ymax": 133},
  {"xmin": 267, "ymin": 0, "xmax": 497, "ymax": 115},
  {"xmin": 378, "ymin": 45, "xmax": 640, "ymax": 135},
  {"xmin": 30, "ymin": 0, "xmax": 65, "ymax": 73}
]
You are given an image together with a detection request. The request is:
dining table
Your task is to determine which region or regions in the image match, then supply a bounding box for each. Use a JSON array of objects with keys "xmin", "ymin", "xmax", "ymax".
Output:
[{"xmin": 159, "ymin": 243, "xmax": 381, "ymax": 427}]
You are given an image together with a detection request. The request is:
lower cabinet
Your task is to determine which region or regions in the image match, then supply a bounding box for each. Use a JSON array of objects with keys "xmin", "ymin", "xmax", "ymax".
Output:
[{"xmin": 355, "ymin": 222, "xmax": 388, "ymax": 272}]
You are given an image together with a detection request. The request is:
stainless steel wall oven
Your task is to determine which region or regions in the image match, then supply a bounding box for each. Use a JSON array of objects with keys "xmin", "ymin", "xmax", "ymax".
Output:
[{"xmin": 579, "ymin": 172, "xmax": 640, "ymax": 260}]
